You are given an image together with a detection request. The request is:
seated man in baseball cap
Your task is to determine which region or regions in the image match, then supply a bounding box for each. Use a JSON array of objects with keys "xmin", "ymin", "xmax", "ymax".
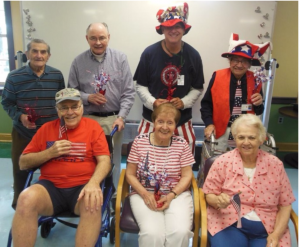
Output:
[{"xmin": 11, "ymin": 88, "xmax": 111, "ymax": 246}]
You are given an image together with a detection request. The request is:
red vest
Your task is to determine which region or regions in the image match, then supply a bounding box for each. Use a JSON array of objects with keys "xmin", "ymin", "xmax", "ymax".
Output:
[{"xmin": 211, "ymin": 68, "xmax": 257, "ymax": 138}]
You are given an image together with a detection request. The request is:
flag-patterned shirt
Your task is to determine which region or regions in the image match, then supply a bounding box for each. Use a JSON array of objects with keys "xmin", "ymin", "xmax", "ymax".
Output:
[
  {"xmin": 22, "ymin": 117, "xmax": 110, "ymax": 188},
  {"xmin": 203, "ymin": 149, "xmax": 295, "ymax": 247},
  {"xmin": 227, "ymin": 82, "xmax": 242, "ymax": 147}
]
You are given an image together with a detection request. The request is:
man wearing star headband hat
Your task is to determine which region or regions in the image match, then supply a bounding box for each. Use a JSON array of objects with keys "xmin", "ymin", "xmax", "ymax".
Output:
[
  {"xmin": 134, "ymin": 2, "xmax": 205, "ymax": 156},
  {"xmin": 201, "ymin": 33, "xmax": 270, "ymax": 152}
]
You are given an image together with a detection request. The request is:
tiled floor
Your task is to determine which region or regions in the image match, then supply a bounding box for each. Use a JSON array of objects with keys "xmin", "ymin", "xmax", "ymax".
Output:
[{"xmin": 0, "ymin": 154, "xmax": 298, "ymax": 246}]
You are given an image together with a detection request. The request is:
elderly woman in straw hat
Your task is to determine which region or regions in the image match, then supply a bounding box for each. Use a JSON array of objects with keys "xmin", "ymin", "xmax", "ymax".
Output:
[
  {"xmin": 126, "ymin": 103, "xmax": 195, "ymax": 247},
  {"xmin": 201, "ymin": 33, "xmax": 270, "ymax": 152},
  {"xmin": 203, "ymin": 114, "xmax": 295, "ymax": 247}
]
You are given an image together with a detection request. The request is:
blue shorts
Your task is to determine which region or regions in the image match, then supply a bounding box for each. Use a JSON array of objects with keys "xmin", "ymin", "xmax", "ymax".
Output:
[
  {"xmin": 208, "ymin": 217, "xmax": 268, "ymax": 247},
  {"xmin": 35, "ymin": 179, "xmax": 85, "ymax": 215}
]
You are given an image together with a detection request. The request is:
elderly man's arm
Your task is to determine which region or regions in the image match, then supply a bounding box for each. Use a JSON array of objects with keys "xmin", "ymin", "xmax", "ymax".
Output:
[
  {"xmin": 112, "ymin": 55, "xmax": 135, "ymax": 131},
  {"xmin": 19, "ymin": 140, "xmax": 72, "ymax": 170},
  {"xmin": 77, "ymin": 155, "xmax": 111, "ymax": 213},
  {"xmin": 267, "ymin": 204, "xmax": 292, "ymax": 247}
]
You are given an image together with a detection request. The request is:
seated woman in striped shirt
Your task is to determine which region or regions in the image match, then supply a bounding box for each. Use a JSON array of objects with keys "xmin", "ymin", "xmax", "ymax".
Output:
[{"xmin": 126, "ymin": 103, "xmax": 195, "ymax": 247}]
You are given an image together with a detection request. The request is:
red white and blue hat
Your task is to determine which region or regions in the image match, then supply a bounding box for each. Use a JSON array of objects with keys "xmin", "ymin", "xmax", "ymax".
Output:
[
  {"xmin": 222, "ymin": 33, "xmax": 270, "ymax": 66},
  {"xmin": 156, "ymin": 2, "xmax": 191, "ymax": 35}
]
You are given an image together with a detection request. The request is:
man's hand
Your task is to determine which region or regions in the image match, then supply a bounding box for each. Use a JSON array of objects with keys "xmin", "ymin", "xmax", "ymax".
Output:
[
  {"xmin": 153, "ymin": 98, "xmax": 168, "ymax": 108},
  {"xmin": 204, "ymin": 124, "xmax": 215, "ymax": 140},
  {"xmin": 77, "ymin": 180, "xmax": 103, "ymax": 213},
  {"xmin": 48, "ymin": 140, "xmax": 72, "ymax": 158},
  {"xmin": 113, "ymin": 117, "xmax": 125, "ymax": 131},
  {"xmin": 20, "ymin": 114, "xmax": 37, "ymax": 129},
  {"xmin": 251, "ymin": 93, "xmax": 263, "ymax": 106},
  {"xmin": 88, "ymin": 93, "xmax": 107, "ymax": 106},
  {"xmin": 170, "ymin": 97, "xmax": 184, "ymax": 110}
]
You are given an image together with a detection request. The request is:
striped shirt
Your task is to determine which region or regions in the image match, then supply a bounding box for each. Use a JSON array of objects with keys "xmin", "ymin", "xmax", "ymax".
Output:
[
  {"xmin": 1, "ymin": 64, "xmax": 65, "ymax": 139},
  {"xmin": 127, "ymin": 133, "xmax": 195, "ymax": 193}
]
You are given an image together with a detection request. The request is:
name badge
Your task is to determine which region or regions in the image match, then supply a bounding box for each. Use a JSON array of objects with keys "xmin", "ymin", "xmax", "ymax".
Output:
[
  {"xmin": 178, "ymin": 75, "xmax": 184, "ymax": 86},
  {"xmin": 241, "ymin": 104, "xmax": 252, "ymax": 111}
]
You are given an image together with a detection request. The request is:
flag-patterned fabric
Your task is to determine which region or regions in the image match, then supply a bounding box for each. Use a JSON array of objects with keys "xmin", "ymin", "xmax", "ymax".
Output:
[
  {"xmin": 59, "ymin": 117, "xmax": 67, "ymax": 139},
  {"xmin": 231, "ymin": 193, "xmax": 242, "ymax": 228}
]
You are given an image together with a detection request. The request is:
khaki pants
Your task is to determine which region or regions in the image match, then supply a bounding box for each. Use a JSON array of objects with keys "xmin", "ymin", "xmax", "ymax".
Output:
[
  {"xmin": 215, "ymin": 127, "xmax": 232, "ymax": 152},
  {"xmin": 84, "ymin": 115, "xmax": 123, "ymax": 188}
]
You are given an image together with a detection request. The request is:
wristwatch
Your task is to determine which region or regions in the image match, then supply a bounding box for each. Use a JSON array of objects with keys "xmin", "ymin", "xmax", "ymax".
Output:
[{"xmin": 170, "ymin": 190, "xmax": 178, "ymax": 199}]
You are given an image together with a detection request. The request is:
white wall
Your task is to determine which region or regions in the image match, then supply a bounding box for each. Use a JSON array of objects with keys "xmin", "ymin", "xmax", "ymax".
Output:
[{"xmin": 21, "ymin": 1, "xmax": 276, "ymax": 123}]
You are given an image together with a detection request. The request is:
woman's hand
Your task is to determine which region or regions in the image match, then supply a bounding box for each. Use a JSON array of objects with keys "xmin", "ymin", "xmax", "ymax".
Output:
[
  {"xmin": 206, "ymin": 192, "xmax": 230, "ymax": 210},
  {"xmin": 216, "ymin": 193, "xmax": 231, "ymax": 209},
  {"xmin": 266, "ymin": 205, "xmax": 292, "ymax": 247},
  {"xmin": 142, "ymin": 192, "xmax": 157, "ymax": 211},
  {"xmin": 156, "ymin": 193, "xmax": 174, "ymax": 211},
  {"xmin": 266, "ymin": 232, "xmax": 280, "ymax": 247}
]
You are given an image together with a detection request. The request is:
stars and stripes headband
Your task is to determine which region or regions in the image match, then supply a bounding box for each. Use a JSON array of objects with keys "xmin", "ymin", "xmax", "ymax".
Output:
[{"xmin": 222, "ymin": 33, "xmax": 271, "ymax": 66}]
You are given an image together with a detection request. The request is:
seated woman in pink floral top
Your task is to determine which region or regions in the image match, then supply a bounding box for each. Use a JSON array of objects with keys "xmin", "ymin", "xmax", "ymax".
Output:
[{"xmin": 203, "ymin": 114, "xmax": 295, "ymax": 247}]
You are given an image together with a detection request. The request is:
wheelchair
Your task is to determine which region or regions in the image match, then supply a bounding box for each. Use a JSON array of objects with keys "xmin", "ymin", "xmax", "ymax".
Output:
[{"xmin": 7, "ymin": 126, "xmax": 118, "ymax": 247}]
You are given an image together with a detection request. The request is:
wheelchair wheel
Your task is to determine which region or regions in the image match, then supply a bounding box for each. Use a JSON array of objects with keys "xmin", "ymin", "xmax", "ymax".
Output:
[
  {"xmin": 40, "ymin": 220, "xmax": 55, "ymax": 238},
  {"xmin": 109, "ymin": 217, "xmax": 115, "ymax": 244}
]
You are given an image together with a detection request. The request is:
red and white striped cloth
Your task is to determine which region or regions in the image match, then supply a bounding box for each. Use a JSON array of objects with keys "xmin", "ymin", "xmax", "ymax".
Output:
[{"xmin": 138, "ymin": 117, "xmax": 196, "ymax": 154}]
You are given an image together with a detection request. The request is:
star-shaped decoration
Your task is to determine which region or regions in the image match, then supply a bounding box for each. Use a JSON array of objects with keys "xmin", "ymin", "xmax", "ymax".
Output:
[{"xmin": 240, "ymin": 45, "xmax": 250, "ymax": 52}]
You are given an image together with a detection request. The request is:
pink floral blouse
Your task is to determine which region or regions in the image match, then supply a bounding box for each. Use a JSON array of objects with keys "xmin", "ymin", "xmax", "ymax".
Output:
[{"xmin": 203, "ymin": 149, "xmax": 295, "ymax": 247}]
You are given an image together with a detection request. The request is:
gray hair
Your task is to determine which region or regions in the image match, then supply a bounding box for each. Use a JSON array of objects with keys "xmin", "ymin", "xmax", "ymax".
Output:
[
  {"xmin": 26, "ymin": 39, "xmax": 51, "ymax": 54},
  {"xmin": 86, "ymin": 22, "xmax": 109, "ymax": 34},
  {"xmin": 231, "ymin": 114, "xmax": 266, "ymax": 143}
]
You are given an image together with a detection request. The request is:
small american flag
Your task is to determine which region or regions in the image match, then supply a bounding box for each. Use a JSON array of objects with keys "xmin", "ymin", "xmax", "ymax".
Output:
[
  {"xmin": 231, "ymin": 192, "xmax": 242, "ymax": 228},
  {"xmin": 59, "ymin": 117, "xmax": 67, "ymax": 139}
]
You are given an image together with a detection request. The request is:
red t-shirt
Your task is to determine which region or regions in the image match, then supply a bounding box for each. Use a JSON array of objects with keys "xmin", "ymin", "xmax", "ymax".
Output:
[{"xmin": 23, "ymin": 117, "xmax": 110, "ymax": 188}]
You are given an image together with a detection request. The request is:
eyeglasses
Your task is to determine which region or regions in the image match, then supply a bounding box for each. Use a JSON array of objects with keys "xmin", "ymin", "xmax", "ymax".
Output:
[
  {"xmin": 57, "ymin": 105, "xmax": 82, "ymax": 114},
  {"xmin": 231, "ymin": 58, "xmax": 250, "ymax": 66},
  {"xmin": 88, "ymin": 36, "xmax": 108, "ymax": 43}
]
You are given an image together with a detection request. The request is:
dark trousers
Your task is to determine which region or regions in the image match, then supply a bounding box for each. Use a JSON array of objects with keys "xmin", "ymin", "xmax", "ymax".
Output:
[
  {"xmin": 208, "ymin": 218, "xmax": 268, "ymax": 247},
  {"xmin": 11, "ymin": 128, "xmax": 31, "ymax": 209}
]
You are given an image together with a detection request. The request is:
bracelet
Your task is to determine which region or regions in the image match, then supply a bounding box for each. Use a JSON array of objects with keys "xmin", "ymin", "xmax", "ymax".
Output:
[
  {"xmin": 170, "ymin": 190, "xmax": 178, "ymax": 199},
  {"xmin": 117, "ymin": 116, "xmax": 125, "ymax": 121}
]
